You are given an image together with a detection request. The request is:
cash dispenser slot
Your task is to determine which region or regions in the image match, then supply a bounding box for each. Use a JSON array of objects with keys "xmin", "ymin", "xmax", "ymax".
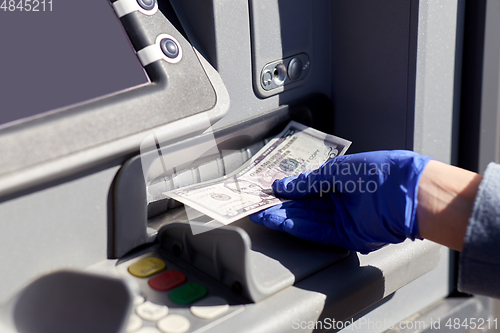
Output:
[{"xmin": 112, "ymin": 109, "xmax": 350, "ymax": 304}]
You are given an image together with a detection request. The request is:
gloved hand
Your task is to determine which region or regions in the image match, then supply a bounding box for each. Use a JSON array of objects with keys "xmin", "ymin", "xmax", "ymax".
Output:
[{"xmin": 249, "ymin": 150, "xmax": 432, "ymax": 254}]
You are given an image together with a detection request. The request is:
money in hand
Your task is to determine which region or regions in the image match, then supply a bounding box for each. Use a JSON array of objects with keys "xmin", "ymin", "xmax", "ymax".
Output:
[{"xmin": 165, "ymin": 121, "xmax": 351, "ymax": 225}]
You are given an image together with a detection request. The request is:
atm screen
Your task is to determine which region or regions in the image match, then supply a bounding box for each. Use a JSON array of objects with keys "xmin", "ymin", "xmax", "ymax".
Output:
[{"xmin": 0, "ymin": 0, "xmax": 149, "ymax": 129}]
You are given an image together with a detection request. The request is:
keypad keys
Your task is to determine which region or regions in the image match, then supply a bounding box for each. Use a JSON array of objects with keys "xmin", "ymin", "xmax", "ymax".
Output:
[
  {"xmin": 190, "ymin": 296, "xmax": 230, "ymax": 319},
  {"xmin": 129, "ymin": 257, "xmax": 166, "ymax": 278},
  {"xmin": 136, "ymin": 301, "xmax": 169, "ymax": 321},
  {"xmin": 134, "ymin": 295, "xmax": 146, "ymax": 306},
  {"xmin": 149, "ymin": 270, "xmax": 186, "ymax": 291},
  {"xmin": 157, "ymin": 315, "xmax": 190, "ymax": 333},
  {"xmin": 169, "ymin": 283, "xmax": 207, "ymax": 305},
  {"xmin": 126, "ymin": 314, "xmax": 143, "ymax": 333}
]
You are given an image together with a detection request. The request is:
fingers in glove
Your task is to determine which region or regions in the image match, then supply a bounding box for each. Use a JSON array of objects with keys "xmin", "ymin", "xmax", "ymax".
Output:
[
  {"xmin": 249, "ymin": 196, "xmax": 333, "ymax": 225},
  {"xmin": 272, "ymin": 157, "xmax": 347, "ymax": 199},
  {"xmin": 250, "ymin": 202, "xmax": 335, "ymax": 234},
  {"xmin": 280, "ymin": 217, "xmax": 333, "ymax": 244}
]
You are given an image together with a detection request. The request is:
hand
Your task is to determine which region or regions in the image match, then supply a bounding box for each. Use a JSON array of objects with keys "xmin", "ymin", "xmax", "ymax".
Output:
[{"xmin": 250, "ymin": 150, "xmax": 432, "ymax": 254}]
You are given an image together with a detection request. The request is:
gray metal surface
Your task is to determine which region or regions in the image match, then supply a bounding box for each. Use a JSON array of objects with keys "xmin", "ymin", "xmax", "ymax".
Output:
[
  {"xmin": 191, "ymin": 240, "xmax": 443, "ymax": 333},
  {"xmin": 249, "ymin": 0, "xmax": 314, "ymax": 98},
  {"xmin": 0, "ymin": 166, "xmax": 119, "ymax": 304},
  {"xmin": 384, "ymin": 296, "xmax": 492, "ymax": 333},
  {"xmin": 204, "ymin": 286, "xmax": 326, "ymax": 333},
  {"xmin": 336, "ymin": 247, "xmax": 451, "ymax": 333},
  {"xmin": 328, "ymin": 1, "xmax": 461, "ymax": 329},
  {"xmin": 329, "ymin": 0, "xmax": 418, "ymax": 153},
  {"xmin": 175, "ymin": 0, "xmax": 333, "ymax": 131},
  {"xmin": 294, "ymin": 240, "xmax": 444, "ymax": 327},
  {"xmin": 413, "ymin": 0, "xmax": 461, "ymax": 163}
]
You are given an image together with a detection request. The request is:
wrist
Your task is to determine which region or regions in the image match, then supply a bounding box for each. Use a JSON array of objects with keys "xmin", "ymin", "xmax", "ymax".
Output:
[
  {"xmin": 402, "ymin": 153, "xmax": 433, "ymax": 240},
  {"xmin": 417, "ymin": 161, "xmax": 482, "ymax": 251}
]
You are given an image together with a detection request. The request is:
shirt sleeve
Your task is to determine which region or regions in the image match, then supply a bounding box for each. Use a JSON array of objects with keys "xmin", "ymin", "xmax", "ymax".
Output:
[{"xmin": 458, "ymin": 162, "xmax": 500, "ymax": 298}]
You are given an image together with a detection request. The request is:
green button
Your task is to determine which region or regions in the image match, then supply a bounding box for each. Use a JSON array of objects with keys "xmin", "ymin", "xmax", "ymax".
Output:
[{"xmin": 169, "ymin": 283, "xmax": 207, "ymax": 305}]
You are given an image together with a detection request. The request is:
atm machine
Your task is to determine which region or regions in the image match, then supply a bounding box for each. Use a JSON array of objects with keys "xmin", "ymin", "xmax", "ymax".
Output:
[{"xmin": 0, "ymin": 0, "xmax": 496, "ymax": 332}]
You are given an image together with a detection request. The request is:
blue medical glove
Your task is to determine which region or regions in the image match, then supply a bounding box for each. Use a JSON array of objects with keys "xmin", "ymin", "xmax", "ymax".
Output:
[{"xmin": 250, "ymin": 150, "xmax": 432, "ymax": 254}]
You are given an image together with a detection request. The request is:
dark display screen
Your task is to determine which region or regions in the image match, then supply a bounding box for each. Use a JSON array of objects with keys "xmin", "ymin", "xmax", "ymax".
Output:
[{"xmin": 0, "ymin": 0, "xmax": 149, "ymax": 129}]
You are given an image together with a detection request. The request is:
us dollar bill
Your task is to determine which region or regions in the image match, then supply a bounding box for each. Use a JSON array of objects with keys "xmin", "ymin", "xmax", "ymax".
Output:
[{"xmin": 165, "ymin": 121, "xmax": 352, "ymax": 225}]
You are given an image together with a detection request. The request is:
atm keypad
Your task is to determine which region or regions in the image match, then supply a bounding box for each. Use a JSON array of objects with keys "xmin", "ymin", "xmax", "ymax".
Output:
[{"xmin": 119, "ymin": 251, "xmax": 242, "ymax": 333}]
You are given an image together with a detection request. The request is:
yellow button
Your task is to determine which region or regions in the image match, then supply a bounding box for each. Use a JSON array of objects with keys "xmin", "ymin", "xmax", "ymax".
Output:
[{"xmin": 128, "ymin": 257, "xmax": 166, "ymax": 277}]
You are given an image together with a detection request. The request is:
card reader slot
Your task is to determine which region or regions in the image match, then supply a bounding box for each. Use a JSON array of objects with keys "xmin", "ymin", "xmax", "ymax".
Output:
[
  {"xmin": 158, "ymin": 222, "xmax": 295, "ymax": 303},
  {"xmin": 156, "ymin": 220, "xmax": 349, "ymax": 303}
]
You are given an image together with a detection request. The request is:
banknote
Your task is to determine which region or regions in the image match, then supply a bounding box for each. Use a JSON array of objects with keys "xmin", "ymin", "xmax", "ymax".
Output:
[{"xmin": 165, "ymin": 121, "xmax": 352, "ymax": 225}]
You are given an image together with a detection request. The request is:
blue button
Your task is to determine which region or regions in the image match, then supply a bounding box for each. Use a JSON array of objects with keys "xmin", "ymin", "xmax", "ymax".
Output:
[
  {"xmin": 137, "ymin": 0, "xmax": 156, "ymax": 11},
  {"xmin": 160, "ymin": 38, "xmax": 180, "ymax": 59}
]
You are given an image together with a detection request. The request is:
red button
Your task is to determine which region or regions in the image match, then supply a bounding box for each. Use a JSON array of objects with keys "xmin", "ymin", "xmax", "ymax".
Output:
[{"xmin": 149, "ymin": 270, "xmax": 186, "ymax": 291}]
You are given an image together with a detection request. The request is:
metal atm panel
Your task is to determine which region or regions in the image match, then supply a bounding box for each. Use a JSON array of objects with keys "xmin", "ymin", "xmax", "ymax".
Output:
[{"xmin": 0, "ymin": 0, "xmax": 467, "ymax": 332}]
